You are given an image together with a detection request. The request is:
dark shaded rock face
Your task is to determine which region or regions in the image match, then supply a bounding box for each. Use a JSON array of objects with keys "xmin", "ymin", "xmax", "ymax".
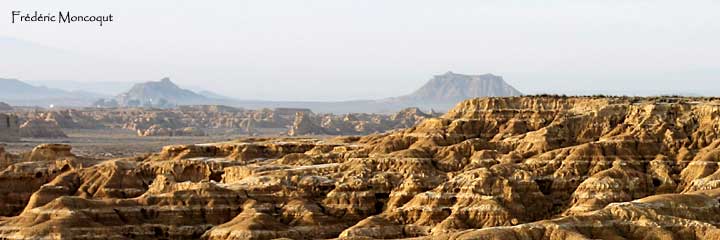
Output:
[
  {"xmin": 0, "ymin": 113, "xmax": 20, "ymax": 142},
  {"xmin": 4, "ymin": 96, "xmax": 720, "ymax": 240}
]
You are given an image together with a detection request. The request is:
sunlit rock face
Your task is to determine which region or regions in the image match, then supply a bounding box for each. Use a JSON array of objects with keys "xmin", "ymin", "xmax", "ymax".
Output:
[
  {"xmin": 15, "ymin": 105, "xmax": 438, "ymax": 137},
  {"xmin": 19, "ymin": 119, "xmax": 68, "ymax": 138},
  {"xmin": 3, "ymin": 96, "xmax": 720, "ymax": 239}
]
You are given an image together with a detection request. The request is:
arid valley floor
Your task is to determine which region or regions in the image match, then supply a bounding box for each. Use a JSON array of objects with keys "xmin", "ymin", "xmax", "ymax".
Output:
[
  {"xmin": 2, "ymin": 129, "xmax": 233, "ymax": 159},
  {"xmin": 2, "ymin": 96, "xmax": 720, "ymax": 239}
]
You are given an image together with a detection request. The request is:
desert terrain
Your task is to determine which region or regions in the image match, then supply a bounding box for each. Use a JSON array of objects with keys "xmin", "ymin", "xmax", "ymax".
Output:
[
  {"xmin": 4, "ymin": 1, "xmax": 718, "ymax": 239},
  {"xmin": 2, "ymin": 129, "xmax": 234, "ymax": 159},
  {"xmin": 2, "ymin": 96, "xmax": 720, "ymax": 239},
  {"xmin": 1, "ymin": 105, "xmax": 437, "ymax": 159}
]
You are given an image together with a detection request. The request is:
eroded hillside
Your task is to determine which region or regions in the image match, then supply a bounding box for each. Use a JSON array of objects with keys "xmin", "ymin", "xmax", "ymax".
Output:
[
  {"xmin": 12, "ymin": 106, "xmax": 438, "ymax": 137},
  {"xmin": 2, "ymin": 96, "xmax": 720, "ymax": 239}
]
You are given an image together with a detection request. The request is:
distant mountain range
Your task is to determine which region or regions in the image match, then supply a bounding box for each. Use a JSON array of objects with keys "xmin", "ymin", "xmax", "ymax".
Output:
[
  {"xmin": 199, "ymin": 72, "xmax": 523, "ymax": 113},
  {"xmin": 0, "ymin": 78, "xmax": 107, "ymax": 107},
  {"xmin": 26, "ymin": 80, "xmax": 135, "ymax": 96},
  {"xmin": 1, "ymin": 72, "xmax": 523, "ymax": 113}
]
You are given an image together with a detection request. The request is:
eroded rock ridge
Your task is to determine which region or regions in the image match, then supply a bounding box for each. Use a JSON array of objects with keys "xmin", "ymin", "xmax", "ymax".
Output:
[{"xmin": 2, "ymin": 96, "xmax": 720, "ymax": 239}]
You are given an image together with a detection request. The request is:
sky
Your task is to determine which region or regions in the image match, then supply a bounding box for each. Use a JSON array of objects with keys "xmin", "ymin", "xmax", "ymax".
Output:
[{"xmin": 1, "ymin": 0, "xmax": 719, "ymax": 100}]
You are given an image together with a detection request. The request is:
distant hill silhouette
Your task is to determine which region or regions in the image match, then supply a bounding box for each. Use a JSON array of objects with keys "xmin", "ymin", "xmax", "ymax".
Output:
[
  {"xmin": 0, "ymin": 78, "xmax": 106, "ymax": 107},
  {"xmin": 223, "ymin": 72, "xmax": 524, "ymax": 113},
  {"xmin": 397, "ymin": 72, "xmax": 522, "ymax": 102},
  {"xmin": 114, "ymin": 78, "xmax": 214, "ymax": 107},
  {"xmin": 198, "ymin": 90, "xmax": 233, "ymax": 100},
  {"xmin": 1, "ymin": 72, "xmax": 524, "ymax": 112}
]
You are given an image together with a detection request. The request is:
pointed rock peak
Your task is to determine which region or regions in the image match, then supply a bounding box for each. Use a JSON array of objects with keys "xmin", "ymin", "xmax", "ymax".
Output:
[
  {"xmin": 153, "ymin": 77, "xmax": 180, "ymax": 89},
  {"xmin": 113, "ymin": 76, "xmax": 209, "ymax": 107}
]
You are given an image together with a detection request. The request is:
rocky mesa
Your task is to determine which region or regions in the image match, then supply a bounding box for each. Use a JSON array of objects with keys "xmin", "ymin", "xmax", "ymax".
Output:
[{"xmin": 2, "ymin": 96, "xmax": 720, "ymax": 239}]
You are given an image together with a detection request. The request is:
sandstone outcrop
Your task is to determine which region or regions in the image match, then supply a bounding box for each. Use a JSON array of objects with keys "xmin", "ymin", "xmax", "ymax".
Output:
[
  {"xmin": 43, "ymin": 109, "xmax": 103, "ymax": 129},
  {"xmin": 288, "ymin": 112, "xmax": 326, "ymax": 136},
  {"xmin": 15, "ymin": 106, "xmax": 439, "ymax": 137},
  {"xmin": 0, "ymin": 113, "xmax": 20, "ymax": 142},
  {"xmin": 140, "ymin": 125, "xmax": 207, "ymax": 137},
  {"xmin": 1, "ymin": 96, "xmax": 720, "ymax": 239},
  {"xmin": 18, "ymin": 119, "xmax": 68, "ymax": 138},
  {"xmin": 0, "ymin": 144, "xmax": 95, "ymax": 216}
]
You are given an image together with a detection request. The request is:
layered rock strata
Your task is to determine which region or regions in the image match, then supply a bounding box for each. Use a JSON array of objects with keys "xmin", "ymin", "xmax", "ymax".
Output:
[
  {"xmin": 1, "ymin": 97, "xmax": 720, "ymax": 239},
  {"xmin": 18, "ymin": 119, "xmax": 68, "ymax": 138},
  {"xmin": 0, "ymin": 113, "xmax": 20, "ymax": 142},
  {"xmin": 13, "ymin": 106, "xmax": 437, "ymax": 137}
]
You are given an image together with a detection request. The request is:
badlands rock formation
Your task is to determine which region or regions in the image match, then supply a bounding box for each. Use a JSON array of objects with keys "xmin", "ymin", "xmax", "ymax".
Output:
[
  {"xmin": 18, "ymin": 119, "xmax": 68, "ymax": 138},
  {"xmin": 3, "ymin": 96, "xmax": 720, "ymax": 239},
  {"xmin": 287, "ymin": 108, "xmax": 431, "ymax": 136},
  {"xmin": 0, "ymin": 113, "xmax": 20, "ymax": 142},
  {"xmin": 0, "ymin": 144, "xmax": 97, "ymax": 216},
  {"xmin": 139, "ymin": 125, "xmax": 207, "ymax": 137},
  {"xmin": 14, "ymin": 106, "xmax": 438, "ymax": 137}
]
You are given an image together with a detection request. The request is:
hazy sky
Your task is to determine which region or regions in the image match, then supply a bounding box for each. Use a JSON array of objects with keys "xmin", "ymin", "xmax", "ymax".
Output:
[{"xmin": 1, "ymin": 0, "xmax": 719, "ymax": 100}]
